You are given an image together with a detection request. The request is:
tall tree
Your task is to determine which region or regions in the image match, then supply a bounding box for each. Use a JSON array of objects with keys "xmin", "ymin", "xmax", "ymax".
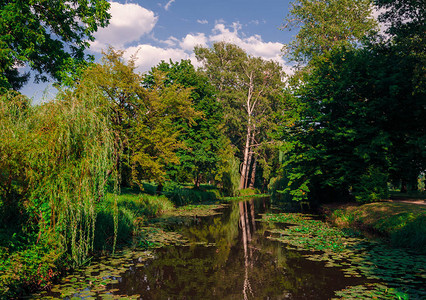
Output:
[
  {"xmin": 0, "ymin": 0, "xmax": 111, "ymax": 91},
  {"xmin": 283, "ymin": 0, "xmax": 377, "ymax": 64},
  {"xmin": 195, "ymin": 42, "xmax": 284, "ymax": 189},
  {"xmin": 77, "ymin": 49, "xmax": 198, "ymax": 186},
  {"xmin": 374, "ymin": 0, "xmax": 426, "ymax": 190},
  {"xmin": 145, "ymin": 60, "xmax": 230, "ymax": 187}
]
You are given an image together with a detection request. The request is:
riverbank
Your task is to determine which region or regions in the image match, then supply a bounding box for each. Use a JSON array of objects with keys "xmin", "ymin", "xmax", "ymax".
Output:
[
  {"xmin": 321, "ymin": 200, "xmax": 426, "ymax": 253},
  {"xmin": 0, "ymin": 185, "xmax": 224, "ymax": 299}
]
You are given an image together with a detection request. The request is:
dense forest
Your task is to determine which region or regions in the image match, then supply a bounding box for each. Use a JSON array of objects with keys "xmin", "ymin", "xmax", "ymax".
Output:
[{"xmin": 0, "ymin": 0, "xmax": 425, "ymax": 297}]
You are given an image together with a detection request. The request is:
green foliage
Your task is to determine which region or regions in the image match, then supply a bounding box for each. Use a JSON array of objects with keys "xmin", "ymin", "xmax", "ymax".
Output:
[
  {"xmin": 238, "ymin": 188, "xmax": 260, "ymax": 197},
  {"xmin": 0, "ymin": 0, "xmax": 111, "ymax": 90},
  {"xmin": 0, "ymin": 241, "xmax": 68, "ymax": 298},
  {"xmin": 269, "ymin": 176, "xmax": 293, "ymax": 203},
  {"xmin": 79, "ymin": 49, "xmax": 198, "ymax": 186},
  {"xmin": 328, "ymin": 202, "xmax": 426, "ymax": 252},
  {"xmin": 352, "ymin": 167, "xmax": 389, "ymax": 203},
  {"xmin": 283, "ymin": 0, "xmax": 377, "ymax": 63},
  {"xmin": 195, "ymin": 42, "xmax": 285, "ymax": 190},
  {"xmin": 162, "ymin": 182, "xmax": 219, "ymax": 206},
  {"xmin": 145, "ymin": 60, "xmax": 229, "ymax": 186},
  {"xmin": 281, "ymin": 41, "xmax": 425, "ymax": 203},
  {"xmin": 94, "ymin": 192, "xmax": 174, "ymax": 251},
  {"xmin": 219, "ymin": 155, "xmax": 240, "ymax": 197},
  {"xmin": 0, "ymin": 84, "xmax": 121, "ymax": 296},
  {"xmin": 0, "ymin": 88, "xmax": 119, "ymax": 266},
  {"xmin": 280, "ymin": 0, "xmax": 425, "ymax": 204}
]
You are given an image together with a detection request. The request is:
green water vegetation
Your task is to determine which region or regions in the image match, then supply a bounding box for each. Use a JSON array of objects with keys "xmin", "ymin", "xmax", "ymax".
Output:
[{"xmin": 263, "ymin": 212, "xmax": 426, "ymax": 299}]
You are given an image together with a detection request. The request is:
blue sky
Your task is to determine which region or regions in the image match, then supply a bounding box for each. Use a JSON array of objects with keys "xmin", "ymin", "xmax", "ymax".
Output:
[{"xmin": 22, "ymin": 0, "xmax": 295, "ymax": 103}]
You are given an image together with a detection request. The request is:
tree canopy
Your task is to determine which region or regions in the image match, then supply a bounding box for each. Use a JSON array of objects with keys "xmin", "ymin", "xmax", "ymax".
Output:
[
  {"xmin": 0, "ymin": 0, "xmax": 111, "ymax": 91},
  {"xmin": 278, "ymin": 0, "xmax": 426, "ymax": 203},
  {"xmin": 283, "ymin": 0, "xmax": 377, "ymax": 64},
  {"xmin": 145, "ymin": 60, "xmax": 231, "ymax": 187}
]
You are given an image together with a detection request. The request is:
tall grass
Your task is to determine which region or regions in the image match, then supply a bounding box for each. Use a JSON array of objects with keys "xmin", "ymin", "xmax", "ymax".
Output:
[
  {"xmin": 95, "ymin": 192, "xmax": 174, "ymax": 250},
  {"xmin": 163, "ymin": 181, "xmax": 220, "ymax": 206}
]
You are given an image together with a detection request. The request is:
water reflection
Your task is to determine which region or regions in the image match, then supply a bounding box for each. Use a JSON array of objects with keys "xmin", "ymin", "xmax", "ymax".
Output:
[{"xmin": 107, "ymin": 198, "xmax": 363, "ymax": 299}]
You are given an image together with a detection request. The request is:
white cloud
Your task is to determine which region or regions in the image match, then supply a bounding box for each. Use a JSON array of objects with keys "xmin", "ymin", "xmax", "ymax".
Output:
[
  {"xmin": 91, "ymin": 11, "xmax": 292, "ymax": 75},
  {"xmin": 90, "ymin": 1, "xmax": 158, "ymax": 52},
  {"xmin": 164, "ymin": 0, "xmax": 175, "ymax": 11},
  {"xmin": 209, "ymin": 23, "xmax": 286, "ymax": 66},
  {"xmin": 124, "ymin": 45, "xmax": 190, "ymax": 72},
  {"xmin": 162, "ymin": 36, "xmax": 180, "ymax": 47},
  {"xmin": 180, "ymin": 33, "xmax": 208, "ymax": 51}
]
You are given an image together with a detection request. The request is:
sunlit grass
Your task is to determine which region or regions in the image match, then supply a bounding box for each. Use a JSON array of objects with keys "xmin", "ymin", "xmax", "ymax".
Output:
[{"xmin": 328, "ymin": 202, "xmax": 426, "ymax": 252}]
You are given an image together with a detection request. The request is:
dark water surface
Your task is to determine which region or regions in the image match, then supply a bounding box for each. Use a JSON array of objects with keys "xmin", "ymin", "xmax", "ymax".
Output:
[
  {"xmin": 112, "ymin": 199, "xmax": 364, "ymax": 299},
  {"xmin": 37, "ymin": 198, "xmax": 424, "ymax": 299}
]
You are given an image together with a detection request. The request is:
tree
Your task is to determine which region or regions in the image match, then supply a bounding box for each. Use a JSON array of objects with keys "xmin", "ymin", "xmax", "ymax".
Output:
[
  {"xmin": 145, "ymin": 60, "xmax": 230, "ymax": 187},
  {"xmin": 283, "ymin": 0, "xmax": 377, "ymax": 64},
  {"xmin": 195, "ymin": 42, "xmax": 285, "ymax": 190},
  {"xmin": 78, "ymin": 49, "xmax": 198, "ymax": 186},
  {"xmin": 278, "ymin": 0, "xmax": 425, "ymax": 204},
  {"xmin": 374, "ymin": 0, "xmax": 426, "ymax": 191},
  {"xmin": 0, "ymin": 0, "xmax": 111, "ymax": 91}
]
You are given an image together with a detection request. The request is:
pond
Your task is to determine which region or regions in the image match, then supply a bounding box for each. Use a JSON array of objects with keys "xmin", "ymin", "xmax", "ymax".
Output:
[{"xmin": 34, "ymin": 197, "xmax": 426, "ymax": 299}]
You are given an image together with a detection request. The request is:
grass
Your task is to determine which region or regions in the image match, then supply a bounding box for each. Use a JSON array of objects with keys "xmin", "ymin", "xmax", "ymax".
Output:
[
  {"xmin": 162, "ymin": 182, "xmax": 221, "ymax": 206},
  {"xmin": 324, "ymin": 201, "xmax": 426, "ymax": 253},
  {"xmin": 94, "ymin": 191, "xmax": 175, "ymax": 251}
]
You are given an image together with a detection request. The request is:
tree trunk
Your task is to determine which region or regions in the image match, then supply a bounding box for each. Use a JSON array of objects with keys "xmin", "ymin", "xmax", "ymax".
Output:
[
  {"xmin": 401, "ymin": 180, "xmax": 407, "ymax": 193},
  {"xmin": 239, "ymin": 123, "xmax": 251, "ymax": 189},
  {"xmin": 194, "ymin": 173, "xmax": 200, "ymax": 189},
  {"xmin": 249, "ymin": 157, "xmax": 257, "ymax": 189},
  {"xmin": 244, "ymin": 146, "xmax": 253, "ymax": 189}
]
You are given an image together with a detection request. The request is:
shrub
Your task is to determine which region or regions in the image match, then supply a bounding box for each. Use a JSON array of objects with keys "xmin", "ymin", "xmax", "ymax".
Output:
[
  {"xmin": 220, "ymin": 157, "xmax": 240, "ymax": 197},
  {"xmin": 352, "ymin": 167, "xmax": 389, "ymax": 203},
  {"xmin": 163, "ymin": 181, "xmax": 219, "ymax": 206},
  {"xmin": 94, "ymin": 192, "xmax": 174, "ymax": 251}
]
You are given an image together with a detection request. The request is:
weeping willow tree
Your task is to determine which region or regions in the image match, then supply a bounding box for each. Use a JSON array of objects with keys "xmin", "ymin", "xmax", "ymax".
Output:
[{"xmin": 0, "ymin": 88, "xmax": 120, "ymax": 266}]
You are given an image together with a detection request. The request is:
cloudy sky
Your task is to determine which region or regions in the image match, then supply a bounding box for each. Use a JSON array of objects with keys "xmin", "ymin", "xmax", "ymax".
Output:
[{"xmin": 22, "ymin": 0, "xmax": 294, "ymax": 102}]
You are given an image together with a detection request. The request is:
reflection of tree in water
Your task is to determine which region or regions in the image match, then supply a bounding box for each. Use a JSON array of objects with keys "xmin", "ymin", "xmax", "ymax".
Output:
[
  {"xmin": 239, "ymin": 200, "xmax": 253, "ymax": 299},
  {"xmin": 113, "ymin": 198, "xmax": 361, "ymax": 299}
]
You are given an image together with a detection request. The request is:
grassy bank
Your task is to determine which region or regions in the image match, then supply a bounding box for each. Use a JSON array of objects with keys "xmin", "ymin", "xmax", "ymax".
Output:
[{"xmin": 323, "ymin": 201, "xmax": 426, "ymax": 253}]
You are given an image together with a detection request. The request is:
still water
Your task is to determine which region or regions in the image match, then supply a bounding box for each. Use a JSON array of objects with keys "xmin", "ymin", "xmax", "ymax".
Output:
[{"xmin": 38, "ymin": 198, "xmax": 425, "ymax": 299}]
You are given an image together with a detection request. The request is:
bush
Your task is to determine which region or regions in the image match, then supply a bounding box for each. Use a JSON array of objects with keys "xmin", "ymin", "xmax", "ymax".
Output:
[
  {"xmin": 238, "ymin": 188, "xmax": 260, "ymax": 197},
  {"xmin": 269, "ymin": 176, "xmax": 293, "ymax": 203},
  {"xmin": 94, "ymin": 192, "xmax": 174, "ymax": 251},
  {"xmin": 352, "ymin": 167, "xmax": 389, "ymax": 203},
  {"xmin": 163, "ymin": 181, "xmax": 219, "ymax": 206},
  {"xmin": 220, "ymin": 157, "xmax": 240, "ymax": 197},
  {"xmin": 0, "ymin": 239, "xmax": 68, "ymax": 298}
]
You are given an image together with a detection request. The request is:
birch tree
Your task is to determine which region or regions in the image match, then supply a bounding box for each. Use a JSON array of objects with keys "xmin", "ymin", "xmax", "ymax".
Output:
[{"xmin": 195, "ymin": 42, "xmax": 284, "ymax": 189}]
